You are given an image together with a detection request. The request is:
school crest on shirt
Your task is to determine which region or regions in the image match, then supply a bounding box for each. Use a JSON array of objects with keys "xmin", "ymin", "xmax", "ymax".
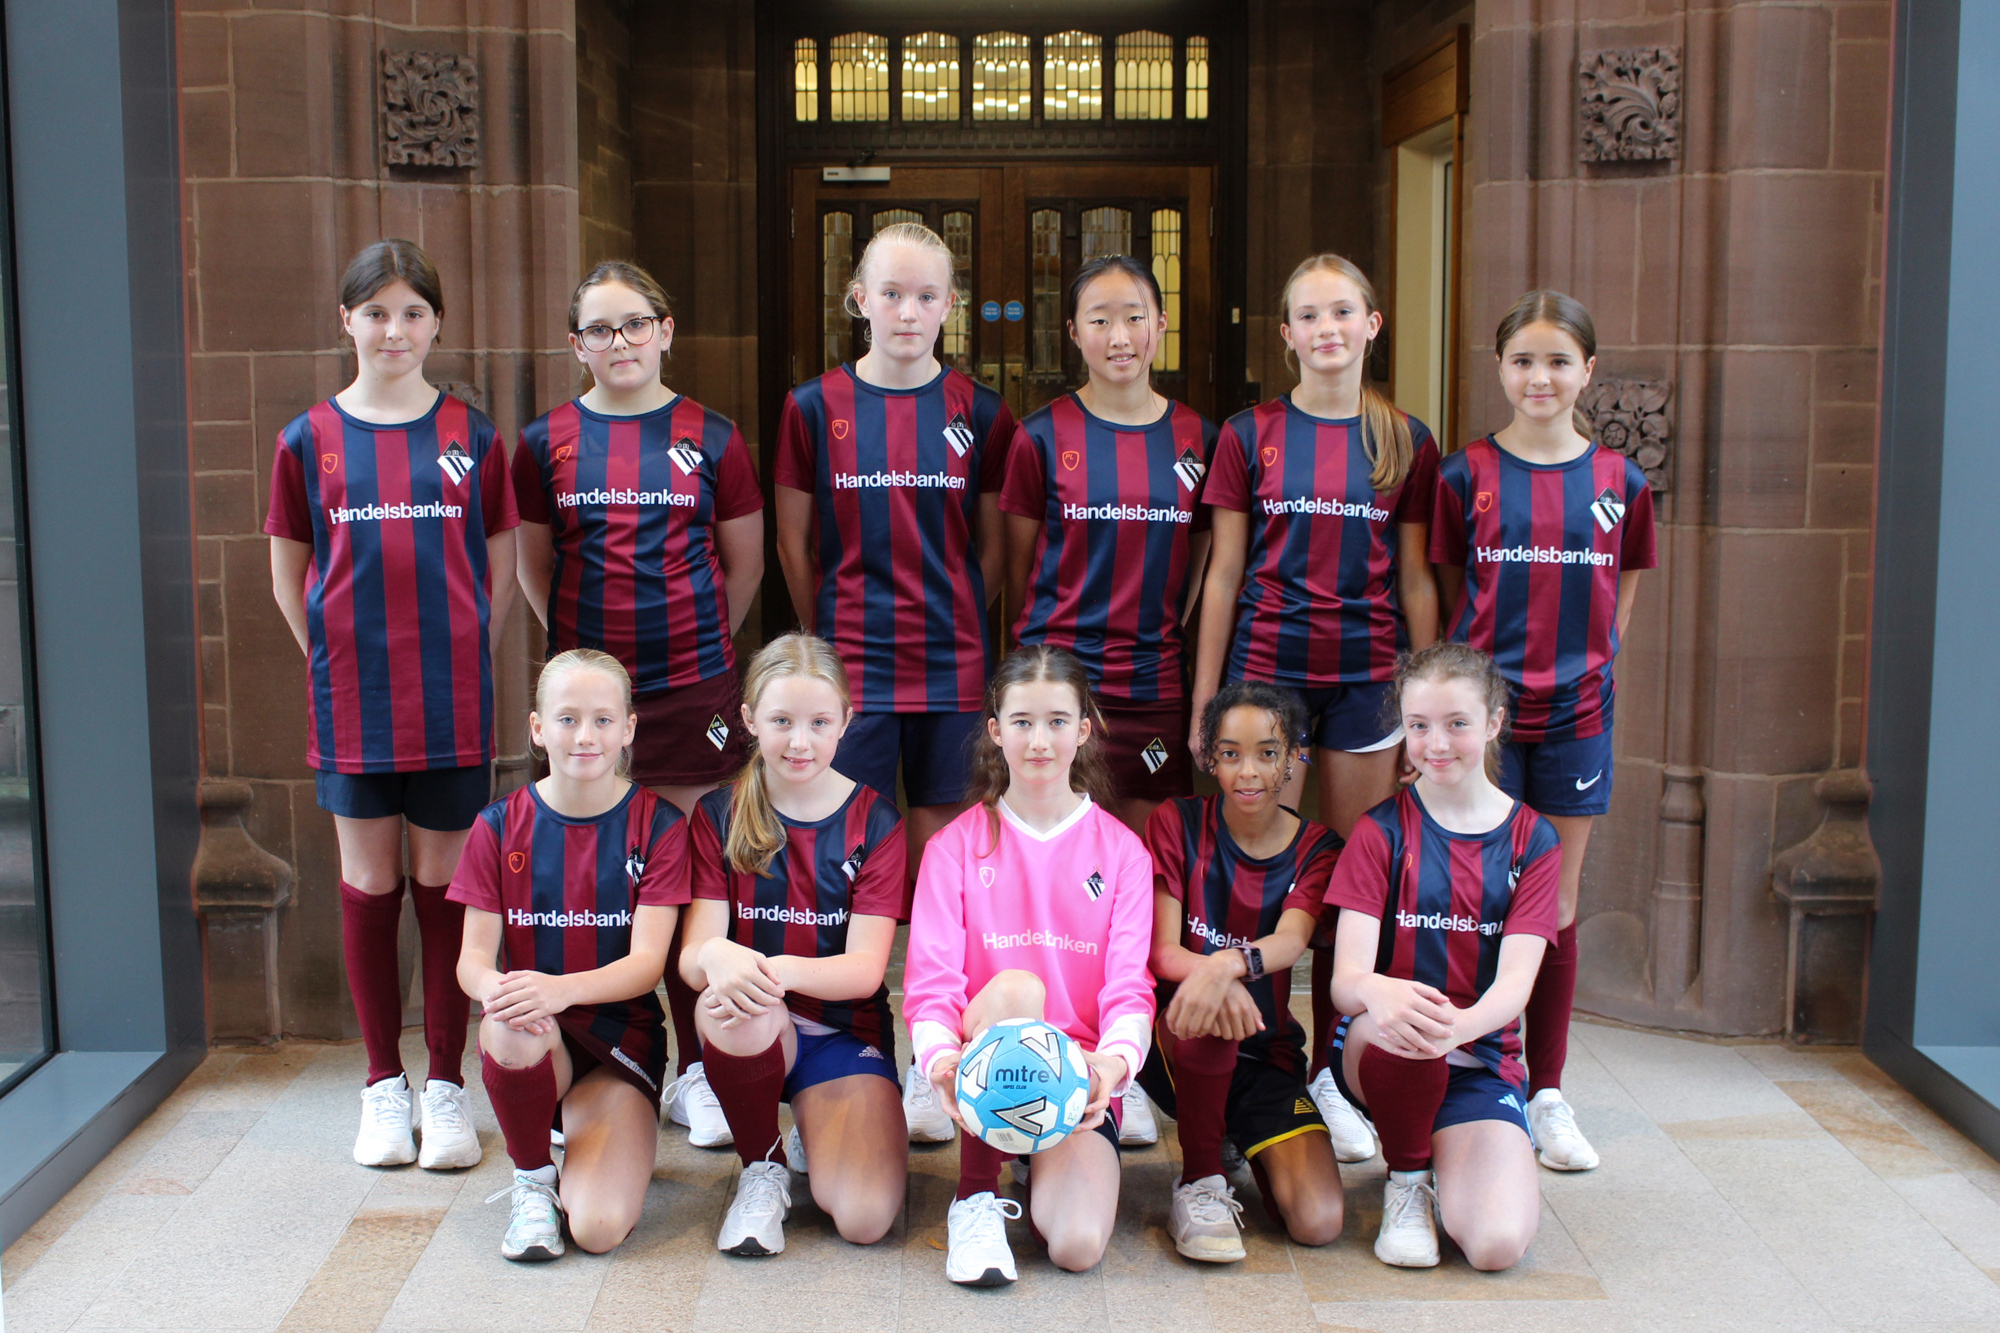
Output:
[
  {"xmin": 437, "ymin": 438, "xmax": 474, "ymax": 485},
  {"xmin": 979, "ymin": 865, "xmax": 996, "ymax": 888},
  {"xmin": 508, "ymin": 851, "xmax": 527, "ymax": 874},
  {"xmin": 1260, "ymin": 445, "xmax": 1278, "ymax": 467},
  {"xmin": 553, "ymin": 444, "xmax": 574, "ymax": 464},
  {"xmin": 1174, "ymin": 448, "xmax": 1206, "ymax": 491},
  {"xmin": 832, "ymin": 418, "xmax": 850, "ymax": 441},
  {"xmin": 667, "ymin": 436, "xmax": 704, "ymax": 476},
  {"xmin": 1475, "ymin": 491, "xmax": 1495, "ymax": 514},
  {"xmin": 1061, "ymin": 449, "xmax": 1081, "ymax": 472},
  {"xmin": 943, "ymin": 410, "xmax": 975, "ymax": 458},
  {"xmin": 840, "ymin": 843, "xmax": 867, "ymax": 882},
  {"xmin": 320, "ymin": 452, "xmax": 339, "ymax": 474},
  {"xmin": 1507, "ymin": 857, "xmax": 1524, "ymax": 892},
  {"xmin": 1082, "ymin": 868, "xmax": 1106, "ymax": 902},
  {"xmin": 1141, "ymin": 737, "xmax": 1170, "ymax": 775},
  {"xmin": 705, "ymin": 714, "xmax": 730, "ymax": 750},
  {"xmin": 626, "ymin": 844, "xmax": 647, "ymax": 887},
  {"xmin": 1589, "ymin": 485, "xmax": 1626, "ymax": 534}
]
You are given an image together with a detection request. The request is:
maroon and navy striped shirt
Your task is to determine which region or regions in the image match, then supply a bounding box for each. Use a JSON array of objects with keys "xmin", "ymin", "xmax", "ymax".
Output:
[
  {"xmin": 1430, "ymin": 438, "xmax": 1657, "ymax": 742},
  {"xmin": 773, "ymin": 364, "xmax": 1014, "ymax": 713},
  {"xmin": 513, "ymin": 396, "xmax": 762, "ymax": 696},
  {"xmin": 1323, "ymin": 789, "xmax": 1560, "ymax": 1089},
  {"xmin": 1204, "ymin": 397, "xmax": 1439, "ymax": 687},
  {"xmin": 1146, "ymin": 795, "xmax": 1340, "ymax": 1071},
  {"xmin": 689, "ymin": 783, "xmax": 908, "ymax": 1053},
  {"xmin": 264, "ymin": 393, "xmax": 519, "ymax": 773},
  {"xmin": 1000, "ymin": 394, "xmax": 1217, "ymax": 703},
  {"xmin": 448, "ymin": 783, "xmax": 691, "ymax": 1094}
]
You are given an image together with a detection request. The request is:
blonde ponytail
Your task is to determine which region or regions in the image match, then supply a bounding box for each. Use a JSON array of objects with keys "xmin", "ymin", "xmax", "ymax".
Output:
[
  {"xmin": 722, "ymin": 632, "xmax": 852, "ymax": 876},
  {"xmin": 1278, "ymin": 253, "xmax": 1416, "ymax": 493}
]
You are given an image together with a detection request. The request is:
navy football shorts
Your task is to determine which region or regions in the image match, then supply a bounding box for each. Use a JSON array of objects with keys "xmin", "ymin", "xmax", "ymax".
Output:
[
  {"xmin": 1328, "ymin": 1015, "xmax": 1534, "ymax": 1142},
  {"xmin": 1498, "ymin": 730, "xmax": 1615, "ymax": 817},
  {"xmin": 1278, "ymin": 681, "xmax": 1403, "ymax": 753},
  {"xmin": 834, "ymin": 709, "xmax": 983, "ymax": 807},
  {"xmin": 783, "ymin": 1023, "xmax": 899, "ymax": 1101},
  {"xmin": 314, "ymin": 764, "xmax": 491, "ymax": 831}
]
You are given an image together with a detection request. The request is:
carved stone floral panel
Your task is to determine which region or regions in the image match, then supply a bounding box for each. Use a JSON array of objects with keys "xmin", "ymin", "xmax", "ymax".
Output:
[
  {"xmin": 1579, "ymin": 47, "xmax": 1680, "ymax": 162},
  {"xmin": 382, "ymin": 50, "xmax": 480, "ymax": 168},
  {"xmin": 1582, "ymin": 377, "xmax": 1672, "ymax": 491}
]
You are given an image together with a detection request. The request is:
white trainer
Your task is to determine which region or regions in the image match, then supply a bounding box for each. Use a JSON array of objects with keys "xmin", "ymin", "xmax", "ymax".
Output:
[
  {"xmin": 1375, "ymin": 1169, "xmax": 1440, "ymax": 1267},
  {"xmin": 663, "ymin": 1062, "xmax": 733, "ymax": 1148},
  {"xmin": 416, "ymin": 1079, "xmax": 482, "ymax": 1170},
  {"xmin": 946, "ymin": 1191, "xmax": 1022, "ymax": 1285},
  {"xmin": 1308, "ymin": 1066, "xmax": 1378, "ymax": 1162},
  {"xmin": 487, "ymin": 1165, "xmax": 564, "ymax": 1262},
  {"xmin": 1169, "ymin": 1174, "xmax": 1247, "ymax": 1263},
  {"xmin": 785, "ymin": 1122, "xmax": 808, "ymax": 1175},
  {"xmin": 1118, "ymin": 1084, "xmax": 1160, "ymax": 1146},
  {"xmin": 1526, "ymin": 1089, "xmax": 1600, "ymax": 1170},
  {"xmin": 717, "ymin": 1160, "xmax": 792, "ymax": 1256},
  {"xmin": 903, "ymin": 1060, "xmax": 955, "ymax": 1143},
  {"xmin": 354, "ymin": 1074, "xmax": 417, "ymax": 1167}
]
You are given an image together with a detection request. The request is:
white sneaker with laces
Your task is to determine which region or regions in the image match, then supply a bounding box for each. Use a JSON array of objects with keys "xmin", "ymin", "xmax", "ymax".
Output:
[
  {"xmin": 354, "ymin": 1074, "xmax": 417, "ymax": 1167},
  {"xmin": 1169, "ymin": 1173, "xmax": 1247, "ymax": 1263},
  {"xmin": 717, "ymin": 1159, "xmax": 792, "ymax": 1256},
  {"xmin": 663, "ymin": 1062, "xmax": 733, "ymax": 1148},
  {"xmin": 903, "ymin": 1060, "xmax": 956, "ymax": 1143},
  {"xmin": 1308, "ymin": 1066, "xmax": 1379, "ymax": 1162},
  {"xmin": 784, "ymin": 1122, "xmax": 808, "ymax": 1175},
  {"xmin": 416, "ymin": 1079, "xmax": 482, "ymax": 1169},
  {"xmin": 1374, "ymin": 1169, "xmax": 1440, "ymax": 1268},
  {"xmin": 487, "ymin": 1164, "xmax": 564, "ymax": 1262},
  {"xmin": 1526, "ymin": 1089, "xmax": 1599, "ymax": 1170},
  {"xmin": 946, "ymin": 1191, "xmax": 1022, "ymax": 1285},
  {"xmin": 1118, "ymin": 1084, "xmax": 1160, "ymax": 1146}
]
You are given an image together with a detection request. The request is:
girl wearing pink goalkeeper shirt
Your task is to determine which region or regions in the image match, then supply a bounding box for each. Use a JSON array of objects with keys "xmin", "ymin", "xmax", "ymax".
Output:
[{"xmin": 905, "ymin": 645, "xmax": 1156, "ymax": 1287}]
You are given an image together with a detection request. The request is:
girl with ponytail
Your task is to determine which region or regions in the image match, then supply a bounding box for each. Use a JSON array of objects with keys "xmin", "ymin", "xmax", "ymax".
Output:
[{"xmin": 680, "ymin": 633, "xmax": 909, "ymax": 1259}]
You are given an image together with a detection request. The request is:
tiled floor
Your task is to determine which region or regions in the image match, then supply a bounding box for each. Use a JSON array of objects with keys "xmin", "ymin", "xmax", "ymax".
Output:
[{"xmin": 5, "ymin": 1020, "xmax": 2000, "ymax": 1333}]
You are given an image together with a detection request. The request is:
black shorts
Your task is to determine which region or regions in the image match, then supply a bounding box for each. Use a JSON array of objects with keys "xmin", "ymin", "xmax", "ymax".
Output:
[
  {"xmin": 1137, "ymin": 1045, "xmax": 1328, "ymax": 1159},
  {"xmin": 314, "ymin": 764, "xmax": 491, "ymax": 831},
  {"xmin": 630, "ymin": 670, "xmax": 752, "ymax": 787}
]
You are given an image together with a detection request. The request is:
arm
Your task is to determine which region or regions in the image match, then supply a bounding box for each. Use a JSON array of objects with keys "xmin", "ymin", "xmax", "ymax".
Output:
[
  {"xmin": 515, "ymin": 520, "xmax": 553, "ymax": 629},
  {"xmin": 773, "ymin": 485, "xmax": 818, "ymax": 632},
  {"xmin": 1153, "ymin": 896, "xmax": 1317, "ymax": 1042},
  {"xmin": 679, "ymin": 896, "xmax": 787, "ymax": 1022},
  {"xmin": 485, "ymin": 527, "xmax": 517, "ymax": 638},
  {"xmin": 461, "ymin": 902, "xmax": 678, "ymax": 1030},
  {"xmin": 270, "ymin": 537, "xmax": 312, "ymax": 655},
  {"xmin": 1003, "ymin": 512, "xmax": 1041, "ymax": 628},
  {"xmin": 1397, "ymin": 523, "xmax": 1439, "ymax": 650},
  {"xmin": 1615, "ymin": 569, "xmax": 1643, "ymax": 641},
  {"xmin": 1434, "ymin": 563, "xmax": 1464, "ymax": 635},
  {"xmin": 715, "ymin": 510, "xmax": 766, "ymax": 637},
  {"xmin": 1330, "ymin": 907, "xmax": 1456, "ymax": 1059},
  {"xmin": 1182, "ymin": 530, "xmax": 1211, "ymax": 625},
  {"xmin": 977, "ymin": 493, "xmax": 1005, "ymax": 608},
  {"xmin": 765, "ymin": 914, "xmax": 897, "ymax": 1002},
  {"xmin": 903, "ymin": 830, "xmax": 972, "ymax": 1084},
  {"xmin": 1189, "ymin": 507, "xmax": 1248, "ymax": 755},
  {"xmin": 1428, "ymin": 933, "xmax": 1548, "ymax": 1053}
]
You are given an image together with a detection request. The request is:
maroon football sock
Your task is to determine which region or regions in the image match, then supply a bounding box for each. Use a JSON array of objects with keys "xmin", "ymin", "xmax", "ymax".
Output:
[
  {"xmin": 1358, "ymin": 1045, "xmax": 1450, "ymax": 1173},
  {"xmin": 1170, "ymin": 1034, "xmax": 1239, "ymax": 1184},
  {"xmin": 1525, "ymin": 923, "xmax": 1579, "ymax": 1097},
  {"xmin": 956, "ymin": 1132, "xmax": 1008, "ymax": 1201},
  {"xmin": 663, "ymin": 919, "xmax": 702, "ymax": 1076},
  {"xmin": 340, "ymin": 880, "xmax": 408, "ymax": 1086},
  {"xmin": 410, "ymin": 879, "xmax": 470, "ymax": 1086},
  {"xmin": 1310, "ymin": 945, "xmax": 1336, "ymax": 1078},
  {"xmin": 482, "ymin": 1049, "xmax": 558, "ymax": 1171},
  {"xmin": 701, "ymin": 1036, "xmax": 788, "ymax": 1168}
]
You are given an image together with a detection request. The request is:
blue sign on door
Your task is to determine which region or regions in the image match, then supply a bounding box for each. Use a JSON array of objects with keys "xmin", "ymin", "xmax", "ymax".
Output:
[
  {"xmin": 981, "ymin": 300, "xmax": 1001, "ymax": 323},
  {"xmin": 1004, "ymin": 300, "xmax": 1025, "ymax": 322}
]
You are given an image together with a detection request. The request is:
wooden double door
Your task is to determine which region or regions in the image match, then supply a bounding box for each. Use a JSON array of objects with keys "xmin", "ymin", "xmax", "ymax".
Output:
[{"xmin": 790, "ymin": 164, "xmax": 1216, "ymax": 420}]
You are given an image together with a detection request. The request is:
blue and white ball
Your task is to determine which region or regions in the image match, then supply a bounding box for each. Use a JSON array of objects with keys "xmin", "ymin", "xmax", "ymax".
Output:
[{"xmin": 955, "ymin": 1018, "xmax": 1092, "ymax": 1155}]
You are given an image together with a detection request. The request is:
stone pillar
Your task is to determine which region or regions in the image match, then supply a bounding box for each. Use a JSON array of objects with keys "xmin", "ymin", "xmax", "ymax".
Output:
[
  {"xmin": 193, "ymin": 781, "xmax": 293, "ymax": 1044},
  {"xmin": 1771, "ymin": 770, "xmax": 1879, "ymax": 1044}
]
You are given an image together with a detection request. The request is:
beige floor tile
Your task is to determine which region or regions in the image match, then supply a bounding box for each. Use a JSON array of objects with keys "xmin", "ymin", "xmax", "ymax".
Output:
[
  {"xmin": 1658, "ymin": 1112, "xmax": 1823, "ymax": 1142},
  {"xmin": 1736, "ymin": 1044, "xmax": 1852, "ymax": 1083},
  {"xmin": 275, "ymin": 1204, "xmax": 448, "ymax": 1331},
  {"xmin": 1294, "ymin": 1195, "xmax": 1602, "ymax": 1305},
  {"xmin": 1775, "ymin": 1079, "xmax": 1952, "ymax": 1178},
  {"xmin": 1549, "ymin": 1186, "xmax": 1824, "ymax": 1320},
  {"xmin": 1572, "ymin": 1026, "xmax": 1801, "ymax": 1126}
]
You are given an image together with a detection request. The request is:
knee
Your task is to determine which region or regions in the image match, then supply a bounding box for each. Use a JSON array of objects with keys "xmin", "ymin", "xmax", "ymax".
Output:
[
  {"xmin": 566, "ymin": 1206, "xmax": 637, "ymax": 1255},
  {"xmin": 1043, "ymin": 1218, "xmax": 1111, "ymax": 1273},
  {"xmin": 480, "ymin": 1020, "xmax": 553, "ymax": 1070},
  {"xmin": 828, "ymin": 1192, "xmax": 901, "ymax": 1246},
  {"xmin": 1454, "ymin": 1220, "xmax": 1534, "ymax": 1272},
  {"xmin": 981, "ymin": 970, "xmax": 1046, "ymax": 1020},
  {"xmin": 344, "ymin": 870, "xmax": 402, "ymax": 896},
  {"xmin": 1281, "ymin": 1194, "xmax": 1344, "ymax": 1249}
]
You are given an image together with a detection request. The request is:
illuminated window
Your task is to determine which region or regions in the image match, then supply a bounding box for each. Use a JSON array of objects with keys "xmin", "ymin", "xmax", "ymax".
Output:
[
  {"xmin": 1185, "ymin": 37, "xmax": 1210, "ymax": 120},
  {"xmin": 942, "ymin": 210, "xmax": 973, "ymax": 368},
  {"xmin": 1081, "ymin": 206, "xmax": 1131, "ymax": 263},
  {"xmin": 793, "ymin": 38, "xmax": 818, "ymax": 121},
  {"xmin": 1044, "ymin": 31, "xmax": 1102, "ymax": 121},
  {"xmin": 822, "ymin": 212, "xmax": 854, "ymax": 370},
  {"xmin": 972, "ymin": 32, "xmax": 1032, "ymax": 120},
  {"xmin": 902, "ymin": 32, "xmax": 959, "ymax": 122},
  {"xmin": 1114, "ymin": 31, "xmax": 1173, "ymax": 120},
  {"xmin": 1031, "ymin": 209, "xmax": 1063, "ymax": 371},
  {"xmin": 830, "ymin": 33, "xmax": 889, "ymax": 122},
  {"xmin": 1150, "ymin": 209, "xmax": 1183, "ymax": 372},
  {"xmin": 872, "ymin": 208, "xmax": 923, "ymax": 233}
]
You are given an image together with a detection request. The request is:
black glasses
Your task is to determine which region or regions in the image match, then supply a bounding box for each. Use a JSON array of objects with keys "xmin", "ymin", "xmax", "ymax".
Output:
[{"xmin": 576, "ymin": 316, "xmax": 662, "ymax": 352}]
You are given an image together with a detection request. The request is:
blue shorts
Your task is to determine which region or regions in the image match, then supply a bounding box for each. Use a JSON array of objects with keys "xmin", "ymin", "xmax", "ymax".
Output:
[
  {"xmin": 834, "ymin": 709, "xmax": 983, "ymax": 807},
  {"xmin": 783, "ymin": 1025, "xmax": 899, "ymax": 1101},
  {"xmin": 1499, "ymin": 731, "xmax": 1614, "ymax": 816},
  {"xmin": 314, "ymin": 764, "xmax": 491, "ymax": 831},
  {"xmin": 1329, "ymin": 1016, "xmax": 1534, "ymax": 1142},
  {"xmin": 1283, "ymin": 682, "xmax": 1402, "ymax": 753}
]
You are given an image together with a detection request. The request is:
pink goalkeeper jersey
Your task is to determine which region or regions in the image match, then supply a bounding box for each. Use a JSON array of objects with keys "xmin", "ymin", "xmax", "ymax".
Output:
[{"xmin": 904, "ymin": 796, "xmax": 1156, "ymax": 1092}]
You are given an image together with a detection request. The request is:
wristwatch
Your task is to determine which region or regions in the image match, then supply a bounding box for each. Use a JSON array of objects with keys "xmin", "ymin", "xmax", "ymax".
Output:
[{"xmin": 1237, "ymin": 944, "xmax": 1265, "ymax": 981}]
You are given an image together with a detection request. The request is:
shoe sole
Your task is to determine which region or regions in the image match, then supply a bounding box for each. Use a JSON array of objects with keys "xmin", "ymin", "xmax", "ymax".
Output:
[
  {"xmin": 948, "ymin": 1266, "xmax": 1015, "ymax": 1286},
  {"xmin": 1331, "ymin": 1140, "xmax": 1376, "ymax": 1163},
  {"xmin": 1173, "ymin": 1237, "xmax": 1245, "ymax": 1263},
  {"xmin": 1374, "ymin": 1247, "xmax": 1440, "ymax": 1268},
  {"xmin": 503, "ymin": 1241, "xmax": 564, "ymax": 1263},
  {"xmin": 354, "ymin": 1146, "xmax": 417, "ymax": 1167},
  {"xmin": 1536, "ymin": 1151, "xmax": 1598, "ymax": 1171},
  {"xmin": 1118, "ymin": 1129, "xmax": 1160, "ymax": 1146},
  {"xmin": 722, "ymin": 1236, "xmax": 783, "ymax": 1257},
  {"xmin": 418, "ymin": 1143, "xmax": 483, "ymax": 1170},
  {"xmin": 686, "ymin": 1128, "xmax": 735, "ymax": 1149},
  {"xmin": 908, "ymin": 1125, "xmax": 956, "ymax": 1144}
]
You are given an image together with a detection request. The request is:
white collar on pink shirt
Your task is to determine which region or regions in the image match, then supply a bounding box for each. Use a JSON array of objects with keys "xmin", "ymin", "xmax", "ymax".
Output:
[{"xmin": 997, "ymin": 792, "xmax": 1095, "ymax": 842}]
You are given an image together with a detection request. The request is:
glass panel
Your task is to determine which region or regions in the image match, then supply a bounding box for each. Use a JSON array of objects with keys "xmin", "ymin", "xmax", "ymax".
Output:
[
  {"xmin": 1081, "ymin": 206, "xmax": 1131, "ymax": 263},
  {"xmin": 829, "ymin": 32, "xmax": 889, "ymax": 122},
  {"xmin": 872, "ymin": 208, "xmax": 924, "ymax": 234},
  {"xmin": 1150, "ymin": 208, "xmax": 1183, "ymax": 373},
  {"xmin": 901, "ymin": 32, "xmax": 959, "ymax": 122},
  {"xmin": 1030, "ymin": 208, "xmax": 1064, "ymax": 372},
  {"xmin": 1185, "ymin": 36, "xmax": 1210, "ymax": 120},
  {"xmin": 972, "ymin": 32, "xmax": 1032, "ymax": 121},
  {"xmin": 793, "ymin": 38, "xmax": 819, "ymax": 122},
  {"xmin": 942, "ymin": 209, "xmax": 974, "ymax": 371},
  {"xmin": 822, "ymin": 211, "xmax": 854, "ymax": 371},
  {"xmin": 1114, "ymin": 31, "xmax": 1173, "ymax": 120},
  {"xmin": 1044, "ymin": 31, "xmax": 1102, "ymax": 121}
]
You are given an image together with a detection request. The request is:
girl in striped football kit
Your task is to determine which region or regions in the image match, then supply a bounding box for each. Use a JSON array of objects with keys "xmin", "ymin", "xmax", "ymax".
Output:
[
  {"xmin": 1430, "ymin": 291, "xmax": 1656, "ymax": 1172},
  {"xmin": 680, "ymin": 633, "xmax": 908, "ymax": 1259},
  {"xmin": 266, "ymin": 239, "xmax": 517, "ymax": 1173},
  {"xmin": 514, "ymin": 260, "xmax": 766, "ymax": 1152},
  {"xmin": 1324, "ymin": 644, "xmax": 1558, "ymax": 1272},
  {"xmin": 905, "ymin": 646, "xmax": 1156, "ymax": 1286},
  {"xmin": 451, "ymin": 651, "xmax": 689, "ymax": 1263}
]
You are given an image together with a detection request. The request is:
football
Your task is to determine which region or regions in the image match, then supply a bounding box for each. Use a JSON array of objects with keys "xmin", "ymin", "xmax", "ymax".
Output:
[{"xmin": 954, "ymin": 1018, "xmax": 1092, "ymax": 1155}]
